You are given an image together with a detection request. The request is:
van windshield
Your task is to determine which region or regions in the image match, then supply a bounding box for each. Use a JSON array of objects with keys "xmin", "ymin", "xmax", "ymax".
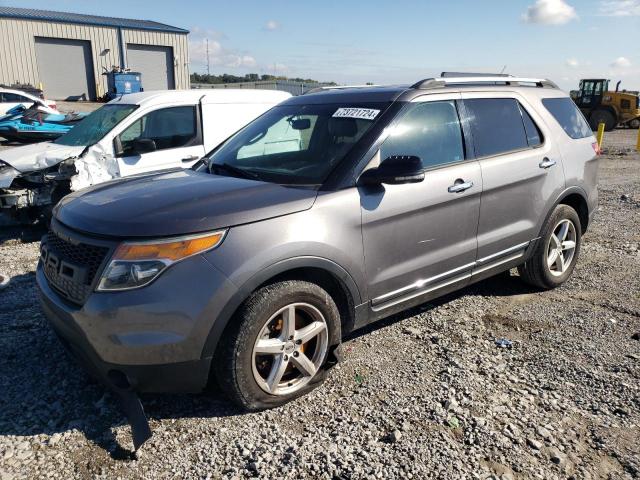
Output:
[
  {"xmin": 54, "ymin": 104, "xmax": 138, "ymax": 147},
  {"xmin": 207, "ymin": 103, "xmax": 388, "ymax": 185}
]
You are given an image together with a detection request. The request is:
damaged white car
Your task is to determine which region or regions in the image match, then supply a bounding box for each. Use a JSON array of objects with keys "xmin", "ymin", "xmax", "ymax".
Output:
[{"xmin": 0, "ymin": 89, "xmax": 291, "ymax": 221}]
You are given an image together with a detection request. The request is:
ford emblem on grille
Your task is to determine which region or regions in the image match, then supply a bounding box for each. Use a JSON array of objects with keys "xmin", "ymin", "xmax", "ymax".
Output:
[{"xmin": 40, "ymin": 231, "xmax": 109, "ymax": 304}]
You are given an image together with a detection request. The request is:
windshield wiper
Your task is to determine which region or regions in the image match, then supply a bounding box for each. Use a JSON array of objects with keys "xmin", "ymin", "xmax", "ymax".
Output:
[{"xmin": 210, "ymin": 162, "xmax": 261, "ymax": 181}]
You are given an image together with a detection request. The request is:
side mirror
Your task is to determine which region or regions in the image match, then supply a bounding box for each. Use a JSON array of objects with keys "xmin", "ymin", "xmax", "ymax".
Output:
[
  {"xmin": 132, "ymin": 138, "xmax": 157, "ymax": 154},
  {"xmin": 113, "ymin": 136, "xmax": 124, "ymax": 157},
  {"xmin": 359, "ymin": 155, "xmax": 424, "ymax": 186}
]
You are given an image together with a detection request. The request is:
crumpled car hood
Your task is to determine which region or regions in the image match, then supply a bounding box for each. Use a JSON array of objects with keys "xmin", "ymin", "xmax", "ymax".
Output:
[
  {"xmin": 0, "ymin": 142, "xmax": 85, "ymax": 172},
  {"xmin": 0, "ymin": 165, "xmax": 20, "ymax": 188},
  {"xmin": 54, "ymin": 169, "xmax": 318, "ymax": 237}
]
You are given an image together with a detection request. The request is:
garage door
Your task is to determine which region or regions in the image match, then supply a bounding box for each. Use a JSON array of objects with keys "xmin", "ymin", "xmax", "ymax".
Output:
[
  {"xmin": 34, "ymin": 37, "xmax": 96, "ymax": 101},
  {"xmin": 126, "ymin": 44, "xmax": 175, "ymax": 91}
]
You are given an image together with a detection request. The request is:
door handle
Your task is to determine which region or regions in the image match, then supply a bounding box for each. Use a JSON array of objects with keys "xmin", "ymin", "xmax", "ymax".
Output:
[
  {"xmin": 448, "ymin": 180, "xmax": 474, "ymax": 193},
  {"xmin": 182, "ymin": 155, "xmax": 200, "ymax": 162},
  {"xmin": 539, "ymin": 158, "xmax": 556, "ymax": 169}
]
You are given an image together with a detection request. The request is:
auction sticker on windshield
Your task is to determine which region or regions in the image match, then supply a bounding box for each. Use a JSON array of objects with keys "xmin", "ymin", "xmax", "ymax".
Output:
[{"xmin": 332, "ymin": 107, "xmax": 380, "ymax": 120}]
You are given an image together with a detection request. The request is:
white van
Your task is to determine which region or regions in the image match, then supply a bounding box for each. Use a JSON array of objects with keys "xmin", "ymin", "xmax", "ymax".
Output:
[{"xmin": 0, "ymin": 89, "xmax": 290, "ymax": 218}]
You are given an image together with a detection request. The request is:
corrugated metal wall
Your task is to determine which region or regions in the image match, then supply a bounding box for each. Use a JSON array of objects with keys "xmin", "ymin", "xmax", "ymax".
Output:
[
  {"xmin": 0, "ymin": 17, "xmax": 189, "ymax": 98},
  {"xmin": 122, "ymin": 29, "xmax": 189, "ymax": 91}
]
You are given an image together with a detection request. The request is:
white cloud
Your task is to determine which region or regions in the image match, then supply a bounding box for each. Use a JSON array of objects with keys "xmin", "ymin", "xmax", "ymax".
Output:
[
  {"xmin": 264, "ymin": 20, "xmax": 281, "ymax": 31},
  {"xmin": 599, "ymin": 0, "xmax": 640, "ymax": 16},
  {"xmin": 610, "ymin": 56, "xmax": 632, "ymax": 68},
  {"xmin": 189, "ymin": 28, "xmax": 257, "ymax": 70},
  {"xmin": 523, "ymin": 0, "xmax": 578, "ymax": 24},
  {"xmin": 565, "ymin": 58, "xmax": 580, "ymax": 68},
  {"xmin": 271, "ymin": 62, "xmax": 289, "ymax": 74}
]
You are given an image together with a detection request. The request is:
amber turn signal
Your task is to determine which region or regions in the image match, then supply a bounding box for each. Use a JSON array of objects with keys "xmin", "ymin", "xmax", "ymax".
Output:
[{"xmin": 113, "ymin": 231, "xmax": 226, "ymax": 262}]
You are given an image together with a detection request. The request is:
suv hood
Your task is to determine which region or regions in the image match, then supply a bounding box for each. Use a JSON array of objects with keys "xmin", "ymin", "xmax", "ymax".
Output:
[
  {"xmin": 0, "ymin": 142, "xmax": 85, "ymax": 172},
  {"xmin": 54, "ymin": 169, "xmax": 318, "ymax": 237}
]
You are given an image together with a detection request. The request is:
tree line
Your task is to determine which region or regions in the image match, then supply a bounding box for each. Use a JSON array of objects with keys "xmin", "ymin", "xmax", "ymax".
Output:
[{"xmin": 190, "ymin": 73, "xmax": 336, "ymax": 85}]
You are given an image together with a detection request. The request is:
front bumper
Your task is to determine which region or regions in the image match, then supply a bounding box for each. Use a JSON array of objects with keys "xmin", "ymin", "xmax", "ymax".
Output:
[{"xmin": 36, "ymin": 248, "xmax": 238, "ymax": 394}]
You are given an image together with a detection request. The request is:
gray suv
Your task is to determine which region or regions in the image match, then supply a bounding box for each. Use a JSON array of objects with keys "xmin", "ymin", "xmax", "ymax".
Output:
[{"xmin": 37, "ymin": 76, "xmax": 599, "ymax": 445}]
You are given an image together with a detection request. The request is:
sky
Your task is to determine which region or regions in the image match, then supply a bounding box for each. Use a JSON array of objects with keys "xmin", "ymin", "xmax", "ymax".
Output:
[{"xmin": 2, "ymin": 0, "xmax": 639, "ymax": 91}]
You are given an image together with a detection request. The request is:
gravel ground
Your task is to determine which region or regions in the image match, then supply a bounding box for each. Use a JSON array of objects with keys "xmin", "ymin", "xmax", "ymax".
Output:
[{"xmin": 0, "ymin": 129, "xmax": 639, "ymax": 480}]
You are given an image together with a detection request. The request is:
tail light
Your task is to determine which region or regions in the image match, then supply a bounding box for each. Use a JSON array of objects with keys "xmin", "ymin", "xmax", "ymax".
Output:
[{"xmin": 592, "ymin": 142, "xmax": 601, "ymax": 155}]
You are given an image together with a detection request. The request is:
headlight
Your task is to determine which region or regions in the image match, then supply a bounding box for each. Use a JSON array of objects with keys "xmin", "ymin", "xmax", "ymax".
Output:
[{"xmin": 97, "ymin": 230, "xmax": 226, "ymax": 291}]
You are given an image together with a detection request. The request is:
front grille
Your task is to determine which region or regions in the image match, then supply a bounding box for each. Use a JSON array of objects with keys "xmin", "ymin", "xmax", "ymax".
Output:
[{"xmin": 42, "ymin": 230, "xmax": 110, "ymax": 305}]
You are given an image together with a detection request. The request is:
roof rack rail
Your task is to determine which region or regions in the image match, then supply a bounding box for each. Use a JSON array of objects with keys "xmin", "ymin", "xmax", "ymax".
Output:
[
  {"xmin": 440, "ymin": 72, "xmax": 512, "ymax": 78},
  {"xmin": 411, "ymin": 76, "xmax": 558, "ymax": 90},
  {"xmin": 304, "ymin": 84, "xmax": 381, "ymax": 95}
]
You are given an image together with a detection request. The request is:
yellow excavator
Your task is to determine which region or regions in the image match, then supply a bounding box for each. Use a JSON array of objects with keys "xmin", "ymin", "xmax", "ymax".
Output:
[{"xmin": 571, "ymin": 79, "xmax": 640, "ymax": 131}]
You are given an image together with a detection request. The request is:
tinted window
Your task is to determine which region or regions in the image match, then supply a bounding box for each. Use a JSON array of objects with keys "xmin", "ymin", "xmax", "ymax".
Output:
[
  {"xmin": 542, "ymin": 98, "xmax": 592, "ymax": 139},
  {"xmin": 519, "ymin": 104, "xmax": 543, "ymax": 147},
  {"xmin": 465, "ymin": 98, "xmax": 528, "ymax": 157},
  {"xmin": 208, "ymin": 103, "xmax": 385, "ymax": 185},
  {"xmin": 380, "ymin": 101, "xmax": 464, "ymax": 169},
  {"xmin": 237, "ymin": 114, "xmax": 317, "ymax": 159},
  {"xmin": 118, "ymin": 106, "xmax": 197, "ymax": 155},
  {"xmin": 2, "ymin": 93, "xmax": 28, "ymax": 103}
]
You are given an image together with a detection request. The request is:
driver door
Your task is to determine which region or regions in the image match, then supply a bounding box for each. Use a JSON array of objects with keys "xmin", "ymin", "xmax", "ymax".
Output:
[
  {"xmin": 115, "ymin": 105, "xmax": 205, "ymax": 177},
  {"xmin": 359, "ymin": 95, "xmax": 481, "ymax": 313}
]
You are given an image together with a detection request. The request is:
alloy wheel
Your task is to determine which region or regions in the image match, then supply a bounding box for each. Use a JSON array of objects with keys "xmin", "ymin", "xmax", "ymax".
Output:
[
  {"xmin": 251, "ymin": 302, "xmax": 328, "ymax": 396},
  {"xmin": 546, "ymin": 219, "xmax": 577, "ymax": 277}
]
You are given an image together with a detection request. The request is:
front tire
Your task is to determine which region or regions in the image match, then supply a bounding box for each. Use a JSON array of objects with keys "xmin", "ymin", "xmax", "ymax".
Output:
[
  {"xmin": 518, "ymin": 205, "xmax": 582, "ymax": 289},
  {"xmin": 215, "ymin": 280, "xmax": 341, "ymax": 410},
  {"xmin": 589, "ymin": 109, "xmax": 616, "ymax": 131}
]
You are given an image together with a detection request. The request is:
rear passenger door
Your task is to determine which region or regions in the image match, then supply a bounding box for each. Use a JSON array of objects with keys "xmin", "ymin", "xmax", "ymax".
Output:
[
  {"xmin": 114, "ymin": 105, "xmax": 205, "ymax": 177},
  {"xmin": 461, "ymin": 93, "xmax": 565, "ymax": 269},
  {"xmin": 360, "ymin": 95, "xmax": 482, "ymax": 313}
]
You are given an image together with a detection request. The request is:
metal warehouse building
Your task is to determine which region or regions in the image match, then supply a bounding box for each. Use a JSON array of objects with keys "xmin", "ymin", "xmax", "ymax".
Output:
[{"xmin": 0, "ymin": 7, "xmax": 189, "ymax": 101}]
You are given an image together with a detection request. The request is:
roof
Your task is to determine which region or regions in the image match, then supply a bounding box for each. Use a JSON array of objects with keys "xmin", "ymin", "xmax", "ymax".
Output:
[
  {"xmin": 0, "ymin": 6, "xmax": 188, "ymax": 34},
  {"xmin": 286, "ymin": 76, "xmax": 564, "ymax": 105},
  {"xmin": 287, "ymin": 85, "xmax": 411, "ymax": 105},
  {"xmin": 106, "ymin": 89, "xmax": 292, "ymax": 107}
]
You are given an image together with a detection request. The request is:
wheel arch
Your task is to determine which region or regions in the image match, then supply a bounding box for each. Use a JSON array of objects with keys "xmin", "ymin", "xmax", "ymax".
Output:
[
  {"xmin": 556, "ymin": 188, "xmax": 590, "ymax": 234},
  {"xmin": 200, "ymin": 257, "xmax": 361, "ymax": 361}
]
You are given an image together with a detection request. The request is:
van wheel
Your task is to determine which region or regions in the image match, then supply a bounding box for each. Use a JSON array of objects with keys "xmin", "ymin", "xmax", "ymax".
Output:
[
  {"xmin": 518, "ymin": 205, "xmax": 582, "ymax": 290},
  {"xmin": 215, "ymin": 280, "xmax": 340, "ymax": 411}
]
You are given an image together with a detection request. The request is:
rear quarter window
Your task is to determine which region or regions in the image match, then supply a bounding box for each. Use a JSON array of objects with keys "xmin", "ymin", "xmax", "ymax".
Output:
[
  {"xmin": 542, "ymin": 97, "xmax": 592, "ymax": 139},
  {"xmin": 464, "ymin": 98, "xmax": 529, "ymax": 158}
]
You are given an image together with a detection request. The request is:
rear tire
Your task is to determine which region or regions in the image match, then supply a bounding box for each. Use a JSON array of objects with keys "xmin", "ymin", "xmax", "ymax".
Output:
[
  {"xmin": 215, "ymin": 280, "xmax": 341, "ymax": 411},
  {"xmin": 589, "ymin": 109, "xmax": 616, "ymax": 131},
  {"xmin": 629, "ymin": 118, "xmax": 640, "ymax": 129},
  {"xmin": 518, "ymin": 205, "xmax": 582, "ymax": 290}
]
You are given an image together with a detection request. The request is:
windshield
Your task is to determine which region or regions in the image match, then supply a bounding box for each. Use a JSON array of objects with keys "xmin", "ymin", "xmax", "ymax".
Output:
[
  {"xmin": 54, "ymin": 104, "xmax": 137, "ymax": 146},
  {"xmin": 207, "ymin": 103, "xmax": 388, "ymax": 185}
]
